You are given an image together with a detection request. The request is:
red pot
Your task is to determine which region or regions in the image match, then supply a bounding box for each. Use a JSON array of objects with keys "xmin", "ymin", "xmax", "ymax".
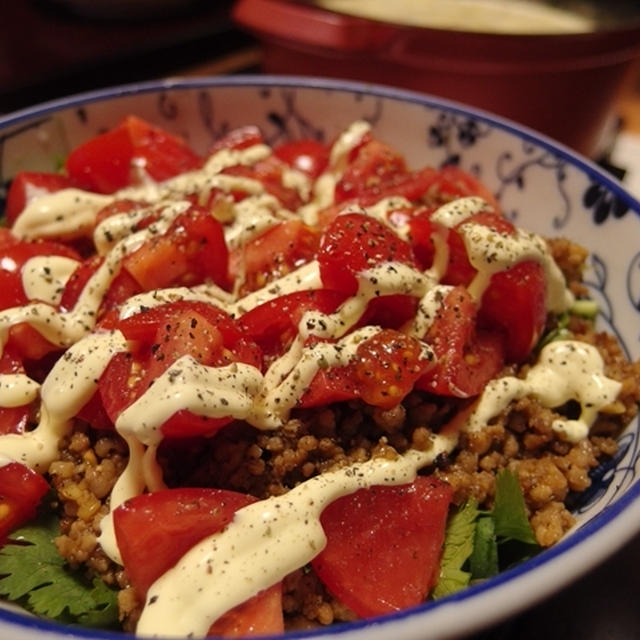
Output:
[{"xmin": 233, "ymin": 0, "xmax": 640, "ymax": 156}]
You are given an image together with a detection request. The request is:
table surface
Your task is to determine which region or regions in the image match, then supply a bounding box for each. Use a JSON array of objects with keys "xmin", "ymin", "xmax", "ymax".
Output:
[{"xmin": 2, "ymin": 3, "xmax": 640, "ymax": 639}]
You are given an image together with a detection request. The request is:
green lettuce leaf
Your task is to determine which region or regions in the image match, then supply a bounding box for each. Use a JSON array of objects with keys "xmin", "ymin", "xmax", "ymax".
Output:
[
  {"xmin": 493, "ymin": 469, "xmax": 538, "ymax": 545},
  {"xmin": 432, "ymin": 498, "xmax": 478, "ymax": 598},
  {"xmin": 468, "ymin": 515, "xmax": 498, "ymax": 579}
]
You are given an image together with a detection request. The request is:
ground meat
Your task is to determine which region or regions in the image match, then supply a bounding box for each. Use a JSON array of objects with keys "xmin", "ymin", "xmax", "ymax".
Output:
[
  {"xmin": 118, "ymin": 586, "xmax": 141, "ymax": 633},
  {"xmin": 160, "ymin": 396, "xmax": 460, "ymax": 500},
  {"xmin": 283, "ymin": 569, "xmax": 357, "ymax": 629},
  {"xmin": 48, "ymin": 425, "xmax": 128, "ymax": 589},
  {"xmin": 530, "ymin": 501, "xmax": 575, "ymax": 547},
  {"xmin": 547, "ymin": 237, "xmax": 589, "ymax": 295}
]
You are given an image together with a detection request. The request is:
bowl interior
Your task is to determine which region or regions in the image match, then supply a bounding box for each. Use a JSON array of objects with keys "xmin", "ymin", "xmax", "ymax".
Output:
[{"xmin": 1, "ymin": 76, "xmax": 640, "ymax": 640}]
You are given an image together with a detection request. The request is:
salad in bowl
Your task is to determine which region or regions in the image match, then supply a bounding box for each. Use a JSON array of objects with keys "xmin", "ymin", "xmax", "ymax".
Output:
[{"xmin": 0, "ymin": 76, "xmax": 638, "ymax": 640}]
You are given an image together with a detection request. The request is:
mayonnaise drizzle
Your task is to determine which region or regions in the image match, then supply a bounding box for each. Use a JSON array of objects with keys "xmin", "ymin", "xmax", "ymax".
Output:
[
  {"xmin": 225, "ymin": 193, "xmax": 294, "ymax": 251},
  {"xmin": 0, "ymin": 375, "xmax": 40, "ymax": 408},
  {"xmin": 462, "ymin": 223, "xmax": 573, "ymax": 311},
  {"xmin": 229, "ymin": 260, "xmax": 323, "ymax": 316},
  {"xmin": 117, "ymin": 357, "xmax": 263, "ymax": 446},
  {"xmin": 430, "ymin": 195, "xmax": 491, "ymax": 228},
  {"xmin": 0, "ymin": 200, "xmax": 192, "ymax": 357},
  {"xmin": 298, "ymin": 120, "xmax": 372, "ymax": 226},
  {"xmin": 94, "ymin": 439, "xmax": 166, "ymax": 564},
  {"xmin": 12, "ymin": 145, "xmax": 272, "ymax": 242},
  {"xmin": 0, "ymin": 330, "xmax": 128, "ymax": 471},
  {"xmin": 465, "ymin": 340, "xmax": 621, "ymax": 442},
  {"xmin": 12, "ymin": 189, "xmax": 112, "ymax": 240},
  {"xmin": 251, "ymin": 326, "xmax": 381, "ymax": 429},
  {"xmin": 21, "ymin": 255, "xmax": 80, "ymax": 305},
  {"xmin": 118, "ymin": 284, "xmax": 234, "ymax": 320}
]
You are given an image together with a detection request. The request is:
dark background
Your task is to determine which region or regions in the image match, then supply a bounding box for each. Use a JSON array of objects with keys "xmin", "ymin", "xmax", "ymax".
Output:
[{"xmin": 0, "ymin": 1, "xmax": 257, "ymax": 113}]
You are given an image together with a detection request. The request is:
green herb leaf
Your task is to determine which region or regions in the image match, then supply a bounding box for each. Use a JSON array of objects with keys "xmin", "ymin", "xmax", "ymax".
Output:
[
  {"xmin": 77, "ymin": 579, "xmax": 120, "ymax": 628},
  {"xmin": 0, "ymin": 515, "xmax": 118, "ymax": 627},
  {"xmin": 468, "ymin": 516, "xmax": 498, "ymax": 579},
  {"xmin": 492, "ymin": 469, "xmax": 538, "ymax": 545},
  {"xmin": 432, "ymin": 498, "xmax": 479, "ymax": 599}
]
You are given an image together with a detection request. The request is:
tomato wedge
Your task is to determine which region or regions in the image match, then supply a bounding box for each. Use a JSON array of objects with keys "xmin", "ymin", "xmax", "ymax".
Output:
[
  {"xmin": 479, "ymin": 260, "xmax": 546, "ymax": 362},
  {"xmin": 113, "ymin": 488, "xmax": 284, "ymax": 637},
  {"xmin": 65, "ymin": 115, "xmax": 202, "ymax": 194},
  {"xmin": 355, "ymin": 329, "xmax": 433, "ymax": 409},
  {"xmin": 334, "ymin": 138, "xmax": 408, "ymax": 203},
  {"xmin": 425, "ymin": 165, "xmax": 500, "ymax": 211},
  {"xmin": 416, "ymin": 286, "xmax": 504, "ymax": 397},
  {"xmin": 59, "ymin": 254, "xmax": 142, "ymax": 318},
  {"xmin": 312, "ymin": 477, "xmax": 452, "ymax": 618},
  {"xmin": 318, "ymin": 213, "xmax": 415, "ymax": 295},
  {"xmin": 298, "ymin": 357, "xmax": 359, "ymax": 409},
  {"xmin": 123, "ymin": 203, "xmax": 229, "ymax": 292},
  {"xmin": 231, "ymin": 220, "xmax": 319, "ymax": 295},
  {"xmin": 300, "ymin": 329, "xmax": 431, "ymax": 410},
  {"xmin": 273, "ymin": 139, "xmax": 330, "ymax": 179},
  {"xmin": 0, "ymin": 462, "xmax": 50, "ymax": 545},
  {"xmin": 222, "ymin": 156, "xmax": 306, "ymax": 212},
  {"xmin": 239, "ymin": 289, "xmax": 348, "ymax": 359},
  {"xmin": 208, "ymin": 125, "xmax": 264, "ymax": 154},
  {"xmin": 410, "ymin": 209, "xmax": 546, "ymax": 363}
]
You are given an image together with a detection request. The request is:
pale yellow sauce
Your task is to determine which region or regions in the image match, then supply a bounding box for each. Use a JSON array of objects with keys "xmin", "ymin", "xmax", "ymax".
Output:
[
  {"xmin": 0, "ymin": 375, "xmax": 39, "ymax": 408},
  {"xmin": 0, "ymin": 331, "xmax": 127, "ymax": 472},
  {"xmin": 12, "ymin": 145, "xmax": 273, "ymax": 242},
  {"xmin": 465, "ymin": 340, "xmax": 621, "ymax": 442},
  {"xmin": 461, "ymin": 223, "xmax": 573, "ymax": 312},
  {"xmin": 21, "ymin": 255, "xmax": 80, "ymax": 305}
]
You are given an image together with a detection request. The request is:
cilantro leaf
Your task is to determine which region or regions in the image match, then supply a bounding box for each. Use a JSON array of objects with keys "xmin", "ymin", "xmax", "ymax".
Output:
[
  {"xmin": 468, "ymin": 516, "xmax": 498, "ymax": 579},
  {"xmin": 432, "ymin": 498, "xmax": 478, "ymax": 599},
  {"xmin": 0, "ymin": 515, "xmax": 118, "ymax": 627},
  {"xmin": 77, "ymin": 579, "xmax": 120, "ymax": 628},
  {"xmin": 493, "ymin": 469, "xmax": 538, "ymax": 545}
]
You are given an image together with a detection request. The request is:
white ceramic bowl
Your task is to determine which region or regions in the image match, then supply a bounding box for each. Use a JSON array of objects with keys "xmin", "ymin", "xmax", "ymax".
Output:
[{"xmin": 0, "ymin": 76, "xmax": 639, "ymax": 640}]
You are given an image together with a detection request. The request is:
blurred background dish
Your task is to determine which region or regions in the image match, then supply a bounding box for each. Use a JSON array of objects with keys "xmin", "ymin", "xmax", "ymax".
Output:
[{"xmin": 232, "ymin": 0, "xmax": 640, "ymax": 156}]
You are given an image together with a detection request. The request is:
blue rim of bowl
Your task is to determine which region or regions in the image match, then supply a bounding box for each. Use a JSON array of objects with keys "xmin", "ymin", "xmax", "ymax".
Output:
[{"xmin": 0, "ymin": 74, "xmax": 639, "ymax": 639}]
